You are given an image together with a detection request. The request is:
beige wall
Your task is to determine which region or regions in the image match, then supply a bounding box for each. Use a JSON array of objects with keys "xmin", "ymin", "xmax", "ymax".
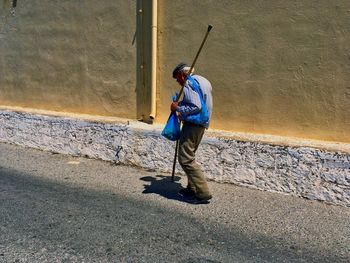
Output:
[
  {"xmin": 1, "ymin": 1, "xmax": 349, "ymax": 143},
  {"xmin": 0, "ymin": 0, "xmax": 137, "ymax": 118},
  {"xmin": 158, "ymin": 0, "xmax": 350, "ymax": 143}
]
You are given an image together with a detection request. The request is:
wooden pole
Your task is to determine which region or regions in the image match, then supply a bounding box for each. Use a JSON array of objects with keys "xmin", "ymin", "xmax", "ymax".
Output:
[{"xmin": 171, "ymin": 24, "xmax": 213, "ymax": 181}]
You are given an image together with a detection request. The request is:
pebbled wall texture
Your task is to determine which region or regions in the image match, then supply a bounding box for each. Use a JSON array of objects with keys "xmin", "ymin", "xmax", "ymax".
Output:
[{"xmin": 1, "ymin": 109, "xmax": 349, "ymax": 207}]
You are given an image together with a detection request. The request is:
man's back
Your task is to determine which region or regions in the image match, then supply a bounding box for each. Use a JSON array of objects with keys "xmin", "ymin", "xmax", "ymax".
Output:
[{"xmin": 193, "ymin": 74, "xmax": 213, "ymax": 127}]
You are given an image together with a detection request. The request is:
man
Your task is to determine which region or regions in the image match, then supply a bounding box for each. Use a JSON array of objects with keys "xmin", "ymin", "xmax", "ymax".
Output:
[{"xmin": 170, "ymin": 63, "xmax": 213, "ymax": 204}]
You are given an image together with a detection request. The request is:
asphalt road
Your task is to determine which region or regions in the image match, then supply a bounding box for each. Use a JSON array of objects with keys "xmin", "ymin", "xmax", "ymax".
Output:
[{"xmin": 0, "ymin": 142, "xmax": 349, "ymax": 263}]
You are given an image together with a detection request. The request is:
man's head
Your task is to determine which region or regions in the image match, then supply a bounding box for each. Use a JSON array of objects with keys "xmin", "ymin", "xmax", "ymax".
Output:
[{"xmin": 172, "ymin": 63, "xmax": 193, "ymax": 86}]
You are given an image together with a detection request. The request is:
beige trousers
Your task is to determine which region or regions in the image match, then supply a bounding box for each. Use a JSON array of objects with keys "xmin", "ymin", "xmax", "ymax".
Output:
[{"xmin": 178, "ymin": 122, "xmax": 211, "ymax": 199}]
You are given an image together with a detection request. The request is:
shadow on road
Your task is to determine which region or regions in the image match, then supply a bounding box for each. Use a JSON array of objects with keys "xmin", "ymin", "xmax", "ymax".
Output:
[
  {"xmin": 140, "ymin": 175, "xmax": 189, "ymax": 203},
  {"xmin": 0, "ymin": 164, "xmax": 348, "ymax": 262}
]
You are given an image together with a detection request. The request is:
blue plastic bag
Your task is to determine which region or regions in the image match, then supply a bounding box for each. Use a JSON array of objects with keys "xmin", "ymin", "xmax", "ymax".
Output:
[
  {"xmin": 183, "ymin": 76, "xmax": 209, "ymax": 125},
  {"xmin": 161, "ymin": 111, "xmax": 181, "ymax": 141}
]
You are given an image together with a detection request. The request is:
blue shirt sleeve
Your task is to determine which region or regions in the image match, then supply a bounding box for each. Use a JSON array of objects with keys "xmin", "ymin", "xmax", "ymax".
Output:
[{"xmin": 176, "ymin": 81, "xmax": 202, "ymax": 116}]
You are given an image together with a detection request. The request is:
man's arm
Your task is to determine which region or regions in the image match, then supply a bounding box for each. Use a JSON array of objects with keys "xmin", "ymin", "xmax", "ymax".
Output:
[{"xmin": 176, "ymin": 84, "xmax": 202, "ymax": 116}]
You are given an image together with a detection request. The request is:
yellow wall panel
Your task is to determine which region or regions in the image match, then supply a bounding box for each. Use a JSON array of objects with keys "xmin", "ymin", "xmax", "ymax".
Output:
[
  {"xmin": 0, "ymin": 0, "xmax": 137, "ymax": 118},
  {"xmin": 157, "ymin": 0, "xmax": 350, "ymax": 143}
]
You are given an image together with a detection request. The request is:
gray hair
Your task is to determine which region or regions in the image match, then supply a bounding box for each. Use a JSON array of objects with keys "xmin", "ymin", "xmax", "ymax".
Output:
[
  {"xmin": 172, "ymin": 63, "xmax": 194, "ymax": 78},
  {"xmin": 182, "ymin": 66, "xmax": 194, "ymax": 75}
]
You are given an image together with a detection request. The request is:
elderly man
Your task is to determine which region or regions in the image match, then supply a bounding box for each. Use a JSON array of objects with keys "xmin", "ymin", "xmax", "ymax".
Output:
[{"xmin": 170, "ymin": 63, "xmax": 213, "ymax": 204}]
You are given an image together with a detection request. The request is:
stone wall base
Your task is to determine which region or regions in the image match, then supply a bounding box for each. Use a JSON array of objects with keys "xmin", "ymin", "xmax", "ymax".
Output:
[{"xmin": 1, "ymin": 109, "xmax": 349, "ymax": 207}]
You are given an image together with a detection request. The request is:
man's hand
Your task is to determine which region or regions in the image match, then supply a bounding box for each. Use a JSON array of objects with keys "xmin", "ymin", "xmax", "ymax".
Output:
[{"xmin": 170, "ymin": 102, "xmax": 179, "ymax": 112}]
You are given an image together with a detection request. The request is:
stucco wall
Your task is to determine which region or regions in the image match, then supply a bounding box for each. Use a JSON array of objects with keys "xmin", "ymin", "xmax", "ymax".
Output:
[
  {"xmin": 0, "ymin": 0, "xmax": 137, "ymax": 118},
  {"xmin": 158, "ymin": 0, "xmax": 350, "ymax": 143},
  {"xmin": 1, "ymin": 1, "xmax": 349, "ymax": 144}
]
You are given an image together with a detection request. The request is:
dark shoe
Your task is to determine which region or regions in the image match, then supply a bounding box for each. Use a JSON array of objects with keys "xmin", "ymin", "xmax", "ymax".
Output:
[
  {"xmin": 178, "ymin": 188, "xmax": 196, "ymax": 197},
  {"xmin": 186, "ymin": 195, "xmax": 212, "ymax": 205}
]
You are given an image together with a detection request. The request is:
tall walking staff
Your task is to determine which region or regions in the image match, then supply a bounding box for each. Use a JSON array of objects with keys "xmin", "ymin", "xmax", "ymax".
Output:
[{"xmin": 171, "ymin": 24, "xmax": 213, "ymax": 181}]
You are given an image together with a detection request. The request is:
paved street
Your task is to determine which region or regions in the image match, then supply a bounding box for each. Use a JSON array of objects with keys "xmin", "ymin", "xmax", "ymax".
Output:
[{"xmin": 0, "ymin": 142, "xmax": 349, "ymax": 263}]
